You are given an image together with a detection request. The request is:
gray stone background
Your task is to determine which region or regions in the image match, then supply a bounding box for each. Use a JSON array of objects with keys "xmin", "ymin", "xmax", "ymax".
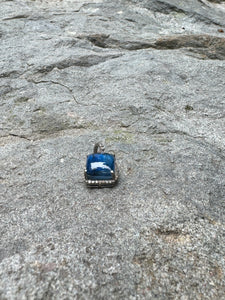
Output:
[{"xmin": 0, "ymin": 0, "xmax": 225, "ymax": 299}]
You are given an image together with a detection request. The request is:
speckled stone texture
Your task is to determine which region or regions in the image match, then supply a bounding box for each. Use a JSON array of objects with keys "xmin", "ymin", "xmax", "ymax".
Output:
[{"xmin": 0, "ymin": 0, "xmax": 225, "ymax": 299}]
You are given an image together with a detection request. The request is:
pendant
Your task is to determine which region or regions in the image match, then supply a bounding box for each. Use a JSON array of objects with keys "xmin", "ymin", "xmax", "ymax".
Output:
[{"xmin": 84, "ymin": 142, "xmax": 119, "ymax": 188}]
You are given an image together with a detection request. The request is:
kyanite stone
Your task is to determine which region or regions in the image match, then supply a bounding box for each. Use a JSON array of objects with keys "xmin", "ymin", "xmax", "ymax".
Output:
[{"xmin": 86, "ymin": 153, "xmax": 115, "ymax": 180}]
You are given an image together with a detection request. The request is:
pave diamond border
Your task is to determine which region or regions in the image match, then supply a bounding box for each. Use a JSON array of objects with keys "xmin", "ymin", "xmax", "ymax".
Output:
[{"xmin": 85, "ymin": 179, "xmax": 117, "ymax": 187}]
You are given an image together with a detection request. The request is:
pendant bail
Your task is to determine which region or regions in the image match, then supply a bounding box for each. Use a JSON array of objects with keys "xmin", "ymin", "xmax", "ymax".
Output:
[{"xmin": 93, "ymin": 142, "xmax": 105, "ymax": 154}]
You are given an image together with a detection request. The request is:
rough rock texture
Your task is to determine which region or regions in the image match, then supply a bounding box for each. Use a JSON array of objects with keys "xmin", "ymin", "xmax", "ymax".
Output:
[{"xmin": 0, "ymin": 0, "xmax": 225, "ymax": 299}]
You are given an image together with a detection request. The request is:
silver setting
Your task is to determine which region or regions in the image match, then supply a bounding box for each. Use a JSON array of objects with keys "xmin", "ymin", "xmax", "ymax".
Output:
[
  {"xmin": 85, "ymin": 142, "xmax": 119, "ymax": 188},
  {"xmin": 93, "ymin": 142, "xmax": 105, "ymax": 154}
]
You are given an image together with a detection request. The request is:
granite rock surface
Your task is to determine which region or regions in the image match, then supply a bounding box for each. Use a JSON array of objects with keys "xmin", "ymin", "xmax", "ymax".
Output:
[{"xmin": 0, "ymin": 0, "xmax": 225, "ymax": 299}]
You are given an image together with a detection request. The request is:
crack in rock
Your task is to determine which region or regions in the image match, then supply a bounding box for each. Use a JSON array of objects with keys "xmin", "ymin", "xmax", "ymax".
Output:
[
  {"xmin": 0, "ymin": 70, "xmax": 21, "ymax": 79},
  {"xmin": 79, "ymin": 33, "xmax": 153, "ymax": 50},
  {"xmin": 128, "ymin": 0, "xmax": 224, "ymax": 25},
  {"xmin": 141, "ymin": 0, "xmax": 187, "ymax": 14},
  {"xmin": 154, "ymin": 34, "xmax": 225, "ymax": 60},
  {"xmin": 28, "ymin": 79, "xmax": 79, "ymax": 105},
  {"xmin": 34, "ymin": 54, "xmax": 122, "ymax": 75},
  {"xmin": 206, "ymin": 0, "xmax": 225, "ymax": 3},
  {"xmin": 3, "ymin": 14, "xmax": 30, "ymax": 21},
  {"xmin": 82, "ymin": 33, "xmax": 225, "ymax": 59},
  {"xmin": 7, "ymin": 133, "xmax": 31, "ymax": 141}
]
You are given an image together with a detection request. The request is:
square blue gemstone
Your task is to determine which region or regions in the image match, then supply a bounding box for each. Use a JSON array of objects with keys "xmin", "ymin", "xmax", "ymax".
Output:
[{"xmin": 86, "ymin": 153, "xmax": 115, "ymax": 180}]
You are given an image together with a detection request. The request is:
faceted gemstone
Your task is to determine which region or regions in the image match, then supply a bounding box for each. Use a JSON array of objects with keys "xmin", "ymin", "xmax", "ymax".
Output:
[{"xmin": 86, "ymin": 153, "xmax": 115, "ymax": 180}]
